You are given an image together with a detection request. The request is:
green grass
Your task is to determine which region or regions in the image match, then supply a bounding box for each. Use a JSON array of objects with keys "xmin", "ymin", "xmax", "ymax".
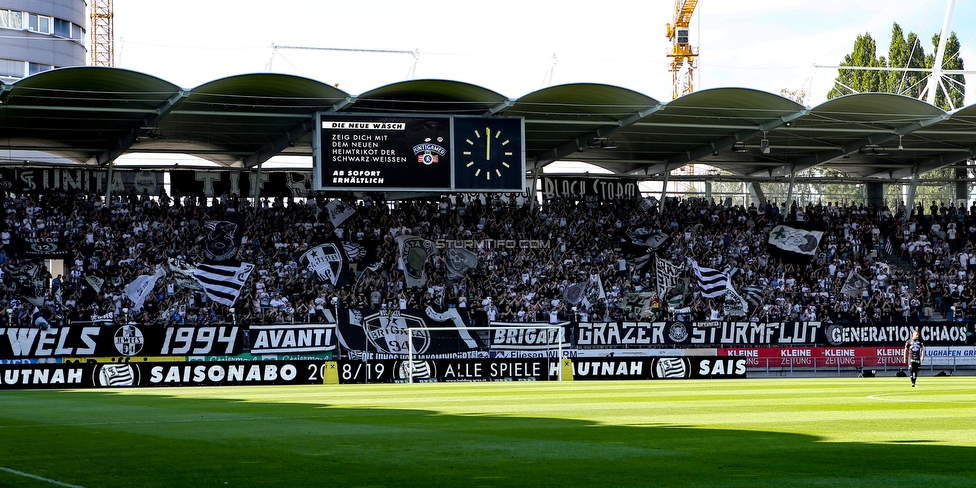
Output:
[{"xmin": 2, "ymin": 377, "xmax": 976, "ymax": 487}]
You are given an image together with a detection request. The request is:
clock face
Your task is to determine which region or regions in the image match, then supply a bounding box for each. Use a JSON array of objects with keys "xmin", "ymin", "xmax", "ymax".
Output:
[
  {"xmin": 461, "ymin": 126, "xmax": 514, "ymax": 181},
  {"xmin": 453, "ymin": 117, "xmax": 524, "ymax": 191}
]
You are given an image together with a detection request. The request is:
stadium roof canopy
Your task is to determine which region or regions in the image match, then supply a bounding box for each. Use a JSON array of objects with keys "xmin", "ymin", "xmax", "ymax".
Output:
[{"xmin": 2, "ymin": 67, "xmax": 976, "ymax": 182}]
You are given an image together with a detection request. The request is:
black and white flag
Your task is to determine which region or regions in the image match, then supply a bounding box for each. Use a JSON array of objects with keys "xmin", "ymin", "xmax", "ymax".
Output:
[
  {"xmin": 724, "ymin": 282, "xmax": 748, "ymax": 317},
  {"xmin": 325, "ymin": 199, "xmax": 356, "ymax": 229},
  {"xmin": 444, "ymin": 248, "xmax": 478, "ymax": 284},
  {"xmin": 655, "ymin": 256, "xmax": 682, "ymax": 299},
  {"xmin": 337, "ymin": 307, "xmax": 487, "ymax": 356},
  {"xmin": 123, "ymin": 265, "xmax": 166, "ymax": 312},
  {"xmin": 841, "ymin": 272, "xmax": 871, "ymax": 297},
  {"xmin": 397, "ymin": 235, "xmax": 436, "ymax": 288},
  {"xmin": 741, "ymin": 285, "xmax": 765, "ymax": 309},
  {"xmin": 85, "ymin": 275, "xmax": 105, "ymax": 294},
  {"xmin": 3, "ymin": 261, "xmax": 48, "ymax": 307},
  {"xmin": 168, "ymin": 258, "xmax": 204, "ymax": 291},
  {"xmin": 692, "ymin": 261, "xmax": 728, "ymax": 299},
  {"xmin": 193, "ymin": 262, "xmax": 255, "ymax": 306},
  {"xmin": 202, "ymin": 218, "xmax": 244, "ymax": 263},
  {"xmin": 767, "ymin": 224, "xmax": 824, "ymax": 266},
  {"xmin": 299, "ymin": 242, "xmax": 349, "ymax": 286}
]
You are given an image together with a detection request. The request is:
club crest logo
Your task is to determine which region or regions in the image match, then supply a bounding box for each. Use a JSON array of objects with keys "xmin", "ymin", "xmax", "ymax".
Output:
[
  {"xmin": 396, "ymin": 360, "xmax": 436, "ymax": 381},
  {"xmin": 362, "ymin": 311, "xmax": 431, "ymax": 355},
  {"xmin": 96, "ymin": 364, "xmax": 139, "ymax": 387},
  {"xmin": 113, "ymin": 325, "xmax": 145, "ymax": 356},
  {"xmin": 668, "ymin": 322, "xmax": 689, "ymax": 342},
  {"xmin": 653, "ymin": 357, "xmax": 690, "ymax": 379}
]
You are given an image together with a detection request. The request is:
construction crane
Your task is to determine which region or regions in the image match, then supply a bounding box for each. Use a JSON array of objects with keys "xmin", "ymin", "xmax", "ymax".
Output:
[
  {"xmin": 665, "ymin": 0, "xmax": 699, "ymax": 99},
  {"xmin": 90, "ymin": 0, "xmax": 114, "ymax": 67}
]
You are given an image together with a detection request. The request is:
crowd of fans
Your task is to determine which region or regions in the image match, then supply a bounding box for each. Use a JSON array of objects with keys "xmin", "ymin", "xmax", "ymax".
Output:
[{"xmin": 0, "ymin": 185, "xmax": 973, "ymax": 328}]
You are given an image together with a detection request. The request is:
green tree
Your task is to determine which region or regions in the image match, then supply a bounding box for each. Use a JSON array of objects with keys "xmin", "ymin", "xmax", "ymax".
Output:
[
  {"xmin": 828, "ymin": 33, "xmax": 883, "ymax": 98},
  {"xmin": 884, "ymin": 23, "xmax": 927, "ymax": 97},
  {"xmin": 829, "ymin": 24, "xmax": 966, "ymax": 111}
]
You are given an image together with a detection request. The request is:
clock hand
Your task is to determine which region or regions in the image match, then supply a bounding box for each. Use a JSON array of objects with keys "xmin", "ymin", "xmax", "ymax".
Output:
[{"xmin": 485, "ymin": 128, "xmax": 491, "ymax": 160}]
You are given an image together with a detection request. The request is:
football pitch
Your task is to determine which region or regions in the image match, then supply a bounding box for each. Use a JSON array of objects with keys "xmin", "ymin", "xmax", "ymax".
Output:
[{"xmin": 2, "ymin": 377, "xmax": 976, "ymax": 487}]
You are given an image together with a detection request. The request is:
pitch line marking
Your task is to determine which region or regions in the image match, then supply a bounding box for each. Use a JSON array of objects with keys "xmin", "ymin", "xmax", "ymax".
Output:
[
  {"xmin": 867, "ymin": 393, "xmax": 976, "ymax": 403},
  {"xmin": 0, "ymin": 466, "xmax": 85, "ymax": 488}
]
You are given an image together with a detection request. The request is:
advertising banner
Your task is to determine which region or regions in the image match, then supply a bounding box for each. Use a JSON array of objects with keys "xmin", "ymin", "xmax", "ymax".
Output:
[
  {"xmin": 0, "ymin": 360, "xmax": 330, "ymax": 390},
  {"xmin": 316, "ymin": 114, "xmax": 453, "ymax": 191},
  {"xmin": 717, "ymin": 346, "xmax": 910, "ymax": 368},
  {"xmin": 569, "ymin": 357, "xmax": 747, "ymax": 380},
  {"xmin": 336, "ymin": 358, "xmax": 559, "ymax": 383}
]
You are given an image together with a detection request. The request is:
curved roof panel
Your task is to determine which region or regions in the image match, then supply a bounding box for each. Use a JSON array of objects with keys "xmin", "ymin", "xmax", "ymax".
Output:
[{"xmin": 1, "ymin": 67, "xmax": 974, "ymax": 181}]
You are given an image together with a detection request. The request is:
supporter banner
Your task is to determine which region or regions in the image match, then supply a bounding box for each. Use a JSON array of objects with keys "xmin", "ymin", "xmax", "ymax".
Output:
[
  {"xmin": 541, "ymin": 176, "xmax": 640, "ymax": 201},
  {"xmin": 0, "ymin": 168, "xmax": 163, "ymax": 195},
  {"xmin": 0, "ymin": 325, "xmax": 243, "ymax": 359},
  {"xmin": 336, "ymin": 358, "xmax": 558, "ymax": 383},
  {"xmin": 337, "ymin": 307, "xmax": 487, "ymax": 357},
  {"xmin": 169, "ymin": 170, "xmax": 313, "ymax": 198},
  {"xmin": 575, "ymin": 321, "xmax": 974, "ymax": 348},
  {"xmin": 16, "ymin": 236, "xmax": 70, "ymax": 259},
  {"xmin": 821, "ymin": 322, "xmax": 968, "ymax": 346},
  {"xmin": 0, "ymin": 360, "xmax": 329, "ymax": 390},
  {"xmin": 247, "ymin": 323, "xmax": 337, "ymax": 354},
  {"xmin": 487, "ymin": 322, "xmax": 573, "ymax": 351},
  {"xmin": 570, "ymin": 357, "xmax": 747, "ymax": 380}
]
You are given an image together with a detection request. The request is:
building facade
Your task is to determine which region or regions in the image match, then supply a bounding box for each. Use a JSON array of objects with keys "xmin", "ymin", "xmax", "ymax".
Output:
[{"xmin": 0, "ymin": 0, "xmax": 86, "ymax": 82}]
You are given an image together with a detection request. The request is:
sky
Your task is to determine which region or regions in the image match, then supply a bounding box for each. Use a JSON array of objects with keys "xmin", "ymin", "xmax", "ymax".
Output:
[{"xmin": 111, "ymin": 0, "xmax": 976, "ymax": 108}]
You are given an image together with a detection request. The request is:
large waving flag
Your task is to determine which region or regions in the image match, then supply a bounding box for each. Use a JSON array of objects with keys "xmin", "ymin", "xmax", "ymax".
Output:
[
  {"xmin": 193, "ymin": 262, "xmax": 255, "ymax": 306},
  {"xmin": 397, "ymin": 235, "xmax": 436, "ymax": 288},
  {"xmin": 196, "ymin": 215, "xmax": 254, "ymax": 306},
  {"xmin": 3, "ymin": 261, "xmax": 49, "ymax": 307},
  {"xmin": 298, "ymin": 241, "xmax": 349, "ymax": 286},
  {"xmin": 325, "ymin": 199, "xmax": 356, "ymax": 228},
  {"xmin": 692, "ymin": 261, "xmax": 728, "ymax": 299},
  {"xmin": 444, "ymin": 248, "xmax": 478, "ymax": 284},
  {"xmin": 124, "ymin": 265, "xmax": 166, "ymax": 312},
  {"xmin": 767, "ymin": 224, "xmax": 824, "ymax": 266}
]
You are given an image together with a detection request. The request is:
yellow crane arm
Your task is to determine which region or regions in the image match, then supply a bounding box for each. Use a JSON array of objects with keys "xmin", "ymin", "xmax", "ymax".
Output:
[{"xmin": 674, "ymin": 0, "xmax": 699, "ymax": 28}]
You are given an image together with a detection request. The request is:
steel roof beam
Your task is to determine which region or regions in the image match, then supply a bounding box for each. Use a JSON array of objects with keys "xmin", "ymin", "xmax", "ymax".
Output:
[
  {"xmin": 758, "ymin": 113, "xmax": 949, "ymax": 177},
  {"xmin": 242, "ymin": 96, "xmax": 357, "ymax": 168},
  {"xmin": 94, "ymin": 90, "xmax": 188, "ymax": 165},
  {"xmin": 642, "ymin": 109, "xmax": 809, "ymax": 176},
  {"xmin": 528, "ymin": 105, "xmax": 664, "ymax": 171}
]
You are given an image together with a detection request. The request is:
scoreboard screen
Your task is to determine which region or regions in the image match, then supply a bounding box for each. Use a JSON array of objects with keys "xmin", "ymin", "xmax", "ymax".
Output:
[{"xmin": 314, "ymin": 114, "xmax": 524, "ymax": 192}]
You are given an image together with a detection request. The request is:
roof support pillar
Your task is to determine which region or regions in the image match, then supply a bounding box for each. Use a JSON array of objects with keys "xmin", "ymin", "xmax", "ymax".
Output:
[
  {"xmin": 906, "ymin": 167, "xmax": 920, "ymax": 219},
  {"xmin": 252, "ymin": 162, "xmax": 263, "ymax": 216},
  {"xmin": 955, "ymin": 167, "xmax": 968, "ymax": 202},
  {"xmin": 659, "ymin": 169, "xmax": 670, "ymax": 204},
  {"xmin": 748, "ymin": 182, "xmax": 767, "ymax": 207},
  {"xmin": 529, "ymin": 168, "xmax": 540, "ymax": 214},
  {"xmin": 865, "ymin": 182, "xmax": 885, "ymax": 208},
  {"xmin": 105, "ymin": 159, "xmax": 115, "ymax": 210},
  {"xmin": 785, "ymin": 165, "xmax": 797, "ymax": 213}
]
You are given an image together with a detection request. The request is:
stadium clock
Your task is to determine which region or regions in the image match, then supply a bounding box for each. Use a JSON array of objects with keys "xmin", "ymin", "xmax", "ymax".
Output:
[{"xmin": 453, "ymin": 117, "xmax": 524, "ymax": 191}]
